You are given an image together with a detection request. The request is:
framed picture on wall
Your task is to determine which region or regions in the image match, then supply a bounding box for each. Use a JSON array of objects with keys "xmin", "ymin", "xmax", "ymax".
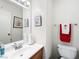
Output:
[
  {"xmin": 13, "ymin": 16, "xmax": 23, "ymax": 28},
  {"xmin": 35, "ymin": 16, "xmax": 42, "ymax": 27}
]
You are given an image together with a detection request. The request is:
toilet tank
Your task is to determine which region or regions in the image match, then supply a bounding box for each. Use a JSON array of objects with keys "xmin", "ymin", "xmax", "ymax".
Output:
[{"xmin": 58, "ymin": 44, "xmax": 77, "ymax": 59}]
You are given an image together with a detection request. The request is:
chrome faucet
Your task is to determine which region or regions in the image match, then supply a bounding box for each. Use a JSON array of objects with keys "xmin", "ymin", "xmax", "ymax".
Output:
[{"xmin": 12, "ymin": 43, "xmax": 23, "ymax": 50}]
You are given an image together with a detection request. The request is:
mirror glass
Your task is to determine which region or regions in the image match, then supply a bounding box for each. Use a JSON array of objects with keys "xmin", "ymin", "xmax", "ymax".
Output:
[{"xmin": 0, "ymin": 0, "xmax": 24, "ymax": 44}]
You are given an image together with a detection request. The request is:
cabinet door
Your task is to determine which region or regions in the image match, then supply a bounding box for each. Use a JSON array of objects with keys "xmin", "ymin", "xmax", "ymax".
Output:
[{"xmin": 31, "ymin": 48, "xmax": 43, "ymax": 59}]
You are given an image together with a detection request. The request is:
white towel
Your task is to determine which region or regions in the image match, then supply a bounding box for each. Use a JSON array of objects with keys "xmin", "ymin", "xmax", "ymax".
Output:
[{"xmin": 62, "ymin": 24, "xmax": 69, "ymax": 34}]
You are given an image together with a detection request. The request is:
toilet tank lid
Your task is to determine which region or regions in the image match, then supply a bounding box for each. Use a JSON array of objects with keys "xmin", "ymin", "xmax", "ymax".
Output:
[{"xmin": 58, "ymin": 44, "xmax": 77, "ymax": 51}]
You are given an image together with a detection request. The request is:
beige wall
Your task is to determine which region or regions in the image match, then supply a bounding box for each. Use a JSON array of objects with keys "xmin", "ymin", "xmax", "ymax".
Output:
[
  {"xmin": 32, "ymin": 0, "xmax": 47, "ymax": 45},
  {"xmin": 31, "ymin": 0, "xmax": 47, "ymax": 58},
  {"xmin": 52, "ymin": 0, "xmax": 79, "ymax": 59}
]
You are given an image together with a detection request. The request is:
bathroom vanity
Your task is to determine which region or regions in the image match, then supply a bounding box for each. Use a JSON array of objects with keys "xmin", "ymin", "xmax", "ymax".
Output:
[
  {"xmin": 0, "ymin": 42, "xmax": 44, "ymax": 59},
  {"xmin": 30, "ymin": 47, "xmax": 43, "ymax": 59}
]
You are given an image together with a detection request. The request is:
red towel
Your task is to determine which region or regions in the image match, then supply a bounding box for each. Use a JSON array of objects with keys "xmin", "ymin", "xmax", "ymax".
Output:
[{"xmin": 60, "ymin": 24, "xmax": 71, "ymax": 43}]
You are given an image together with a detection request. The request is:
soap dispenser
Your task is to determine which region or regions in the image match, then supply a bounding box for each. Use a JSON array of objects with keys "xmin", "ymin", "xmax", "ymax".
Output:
[{"xmin": 0, "ymin": 43, "xmax": 5, "ymax": 57}]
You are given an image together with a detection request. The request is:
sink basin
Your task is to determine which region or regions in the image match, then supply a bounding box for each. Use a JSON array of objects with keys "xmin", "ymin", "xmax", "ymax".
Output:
[
  {"xmin": 8, "ymin": 45, "xmax": 33, "ymax": 59},
  {"xmin": 0, "ymin": 45, "xmax": 33, "ymax": 59},
  {"xmin": 13, "ymin": 47, "xmax": 31, "ymax": 55}
]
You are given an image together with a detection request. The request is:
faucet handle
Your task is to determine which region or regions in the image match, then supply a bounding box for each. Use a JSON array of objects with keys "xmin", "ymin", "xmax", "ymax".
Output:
[{"xmin": 12, "ymin": 43, "xmax": 23, "ymax": 50}]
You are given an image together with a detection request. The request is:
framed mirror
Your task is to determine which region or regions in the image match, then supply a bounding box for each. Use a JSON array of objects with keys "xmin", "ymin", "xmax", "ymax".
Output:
[{"xmin": 0, "ymin": 0, "xmax": 23, "ymax": 44}]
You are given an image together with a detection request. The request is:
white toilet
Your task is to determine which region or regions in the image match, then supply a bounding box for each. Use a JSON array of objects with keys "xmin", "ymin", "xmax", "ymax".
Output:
[{"xmin": 57, "ymin": 44, "xmax": 77, "ymax": 59}]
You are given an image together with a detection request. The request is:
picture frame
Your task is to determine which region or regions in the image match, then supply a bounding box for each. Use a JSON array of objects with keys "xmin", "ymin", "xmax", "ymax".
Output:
[
  {"xmin": 13, "ymin": 16, "xmax": 23, "ymax": 28},
  {"xmin": 35, "ymin": 16, "xmax": 42, "ymax": 27}
]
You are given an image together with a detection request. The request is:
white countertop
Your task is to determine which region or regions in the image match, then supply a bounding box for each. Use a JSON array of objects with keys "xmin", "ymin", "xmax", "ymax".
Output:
[{"xmin": 0, "ymin": 43, "xmax": 44, "ymax": 59}]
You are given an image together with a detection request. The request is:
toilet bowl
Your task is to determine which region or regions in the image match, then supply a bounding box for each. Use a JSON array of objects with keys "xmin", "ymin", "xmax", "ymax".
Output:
[{"xmin": 58, "ymin": 44, "xmax": 77, "ymax": 59}]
